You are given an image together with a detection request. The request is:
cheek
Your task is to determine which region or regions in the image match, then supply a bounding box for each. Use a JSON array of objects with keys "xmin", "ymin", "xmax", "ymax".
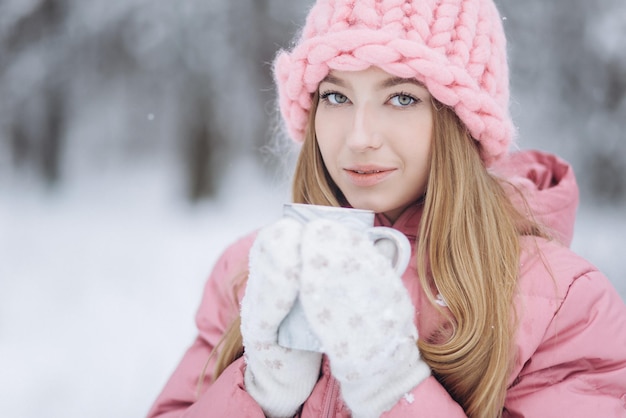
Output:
[
  {"xmin": 409, "ymin": 119, "xmax": 433, "ymax": 158},
  {"xmin": 315, "ymin": 113, "xmax": 340, "ymax": 161},
  {"xmin": 402, "ymin": 129, "xmax": 433, "ymax": 187}
]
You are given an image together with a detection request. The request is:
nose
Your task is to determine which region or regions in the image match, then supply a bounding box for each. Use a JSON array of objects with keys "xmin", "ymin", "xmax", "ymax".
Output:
[{"xmin": 346, "ymin": 103, "xmax": 382, "ymax": 151}]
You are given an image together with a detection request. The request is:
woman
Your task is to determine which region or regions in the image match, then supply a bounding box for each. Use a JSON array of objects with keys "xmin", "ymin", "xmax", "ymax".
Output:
[{"xmin": 148, "ymin": 0, "xmax": 626, "ymax": 417}]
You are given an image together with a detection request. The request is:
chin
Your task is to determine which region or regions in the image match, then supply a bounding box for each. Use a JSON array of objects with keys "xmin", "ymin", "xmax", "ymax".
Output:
[{"xmin": 345, "ymin": 198, "xmax": 389, "ymax": 214}]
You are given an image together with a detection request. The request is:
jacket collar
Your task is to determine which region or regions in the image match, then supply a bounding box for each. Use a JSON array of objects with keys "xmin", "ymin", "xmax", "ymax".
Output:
[{"xmin": 374, "ymin": 202, "xmax": 423, "ymax": 240}]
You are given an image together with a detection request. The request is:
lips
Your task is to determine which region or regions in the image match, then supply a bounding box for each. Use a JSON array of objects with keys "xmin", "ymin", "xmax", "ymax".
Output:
[
  {"xmin": 343, "ymin": 165, "xmax": 396, "ymax": 187},
  {"xmin": 351, "ymin": 169, "xmax": 385, "ymax": 174}
]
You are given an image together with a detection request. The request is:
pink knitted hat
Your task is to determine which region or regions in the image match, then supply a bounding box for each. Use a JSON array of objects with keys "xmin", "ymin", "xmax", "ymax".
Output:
[{"xmin": 274, "ymin": 0, "xmax": 514, "ymax": 164}]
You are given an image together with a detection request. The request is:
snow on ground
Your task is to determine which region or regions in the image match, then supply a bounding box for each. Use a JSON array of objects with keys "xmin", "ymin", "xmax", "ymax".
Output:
[
  {"xmin": 0, "ymin": 157, "xmax": 288, "ymax": 418},
  {"xmin": 0, "ymin": 156, "xmax": 624, "ymax": 418}
]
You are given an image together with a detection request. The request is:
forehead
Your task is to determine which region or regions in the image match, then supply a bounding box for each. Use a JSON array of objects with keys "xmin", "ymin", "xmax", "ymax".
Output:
[{"xmin": 320, "ymin": 67, "xmax": 427, "ymax": 91}]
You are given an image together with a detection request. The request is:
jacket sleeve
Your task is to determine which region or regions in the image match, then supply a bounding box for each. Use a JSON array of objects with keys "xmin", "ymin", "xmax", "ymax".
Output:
[
  {"xmin": 146, "ymin": 233, "xmax": 266, "ymax": 418},
  {"xmin": 504, "ymin": 270, "xmax": 626, "ymax": 417},
  {"xmin": 383, "ymin": 271, "xmax": 626, "ymax": 418}
]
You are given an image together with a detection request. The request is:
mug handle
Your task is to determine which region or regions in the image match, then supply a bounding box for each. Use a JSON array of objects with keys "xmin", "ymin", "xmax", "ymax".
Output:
[{"xmin": 367, "ymin": 226, "xmax": 412, "ymax": 276}]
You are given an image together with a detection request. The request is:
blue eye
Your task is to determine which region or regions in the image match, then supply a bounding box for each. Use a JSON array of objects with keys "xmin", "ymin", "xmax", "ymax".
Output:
[
  {"xmin": 321, "ymin": 92, "xmax": 349, "ymax": 105},
  {"xmin": 389, "ymin": 93, "xmax": 417, "ymax": 107}
]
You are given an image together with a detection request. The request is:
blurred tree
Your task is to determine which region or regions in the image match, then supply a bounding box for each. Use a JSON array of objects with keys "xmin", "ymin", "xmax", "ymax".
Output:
[
  {"xmin": 498, "ymin": 0, "xmax": 626, "ymax": 204},
  {"xmin": 2, "ymin": 0, "xmax": 68, "ymax": 185},
  {"xmin": 10, "ymin": 85, "xmax": 65, "ymax": 184},
  {"xmin": 179, "ymin": 81, "xmax": 222, "ymax": 200},
  {"xmin": 225, "ymin": 0, "xmax": 309, "ymax": 172},
  {"xmin": 0, "ymin": 0, "xmax": 623, "ymax": 205}
]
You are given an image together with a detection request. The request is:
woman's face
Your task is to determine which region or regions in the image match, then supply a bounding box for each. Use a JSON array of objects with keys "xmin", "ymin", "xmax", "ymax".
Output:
[{"xmin": 315, "ymin": 66, "xmax": 434, "ymax": 222}]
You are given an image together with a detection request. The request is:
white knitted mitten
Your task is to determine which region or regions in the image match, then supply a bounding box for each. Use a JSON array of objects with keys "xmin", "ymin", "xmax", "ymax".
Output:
[
  {"xmin": 241, "ymin": 218, "xmax": 322, "ymax": 418},
  {"xmin": 299, "ymin": 219, "xmax": 431, "ymax": 418}
]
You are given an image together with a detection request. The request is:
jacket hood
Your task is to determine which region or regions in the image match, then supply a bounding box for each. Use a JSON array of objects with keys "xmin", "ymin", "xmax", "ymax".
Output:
[
  {"xmin": 376, "ymin": 150, "xmax": 579, "ymax": 247},
  {"xmin": 491, "ymin": 150, "xmax": 579, "ymax": 247}
]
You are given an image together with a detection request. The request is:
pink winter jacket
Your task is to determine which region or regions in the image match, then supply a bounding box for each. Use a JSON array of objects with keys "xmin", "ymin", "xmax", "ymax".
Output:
[{"xmin": 147, "ymin": 150, "xmax": 626, "ymax": 417}]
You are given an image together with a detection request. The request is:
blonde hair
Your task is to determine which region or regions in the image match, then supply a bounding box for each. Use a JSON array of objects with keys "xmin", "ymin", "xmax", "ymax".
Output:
[
  {"xmin": 207, "ymin": 93, "xmax": 546, "ymax": 418},
  {"xmin": 416, "ymin": 103, "xmax": 544, "ymax": 417}
]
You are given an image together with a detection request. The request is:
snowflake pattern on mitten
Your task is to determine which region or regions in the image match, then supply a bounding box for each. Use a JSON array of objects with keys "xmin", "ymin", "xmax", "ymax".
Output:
[
  {"xmin": 299, "ymin": 218, "xmax": 430, "ymax": 417},
  {"xmin": 241, "ymin": 218, "xmax": 322, "ymax": 418},
  {"xmin": 242, "ymin": 219, "xmax": 302, "ymax": 346}
]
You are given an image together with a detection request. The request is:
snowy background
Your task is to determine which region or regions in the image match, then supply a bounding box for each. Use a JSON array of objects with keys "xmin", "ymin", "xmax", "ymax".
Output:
[{"xmin": 1, "ymin": 1, "xmax": 625, "ymax": 417}]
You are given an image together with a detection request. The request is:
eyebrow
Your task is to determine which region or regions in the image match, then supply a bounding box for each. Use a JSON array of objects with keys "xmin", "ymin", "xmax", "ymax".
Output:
[
  {"xmin": 320, "ymin": 74, "xmax": 425, "ymax": 89},
  {"xmin": 381, "ymin": 77, "xmax": 425, "ymax": 89},
  {"xmin": 321, "ymin": 74, "xmax": 346, "ymax": 87}
]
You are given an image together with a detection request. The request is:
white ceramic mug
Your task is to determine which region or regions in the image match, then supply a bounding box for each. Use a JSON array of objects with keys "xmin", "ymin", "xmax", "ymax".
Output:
[{"xmin": 277, "ymin": 203, "xmax": 412, "ymax": 352}]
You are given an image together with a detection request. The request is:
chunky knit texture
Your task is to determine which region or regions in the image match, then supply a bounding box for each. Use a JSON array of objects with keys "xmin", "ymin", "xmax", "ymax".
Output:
[{"xmin": 274, "ymin": 0, "xmax": 513, "ymax": 164}]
